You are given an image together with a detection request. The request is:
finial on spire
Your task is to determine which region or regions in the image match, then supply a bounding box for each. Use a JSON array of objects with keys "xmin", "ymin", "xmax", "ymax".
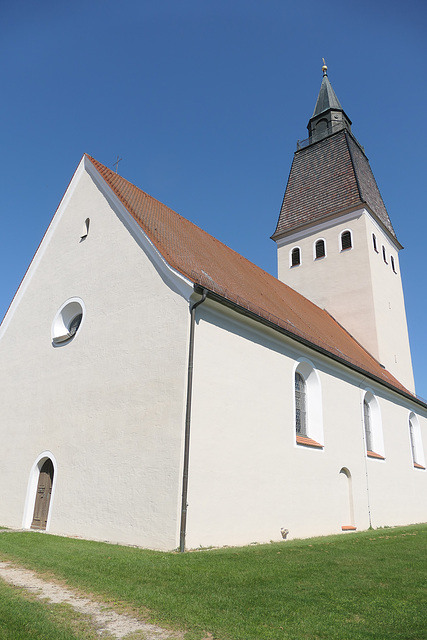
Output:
[{"xmin": 322, "ymin": 58, "xmax": 328, "ymax": 76}]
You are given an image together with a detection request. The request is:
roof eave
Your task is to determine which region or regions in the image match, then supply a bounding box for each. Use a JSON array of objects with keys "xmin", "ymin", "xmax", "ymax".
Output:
[{"xmin": 193, "ymin": 284, "xmax": 424, "ymax": 410}]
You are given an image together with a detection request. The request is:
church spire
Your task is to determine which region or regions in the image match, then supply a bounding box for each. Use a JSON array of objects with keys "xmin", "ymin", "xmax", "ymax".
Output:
[{"xmin": 307, "ymin": 62, "xmax": 352, "ymax": 142}]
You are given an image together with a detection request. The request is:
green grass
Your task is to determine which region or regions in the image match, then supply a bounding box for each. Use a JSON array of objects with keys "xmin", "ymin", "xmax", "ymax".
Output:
[
  {"xmin": 0, "ymin": 525, "xmax": 425, "ymax": 640},
  {"xmin": 0, "ymin": 578, "xmax": 100, "ymax": 639}
]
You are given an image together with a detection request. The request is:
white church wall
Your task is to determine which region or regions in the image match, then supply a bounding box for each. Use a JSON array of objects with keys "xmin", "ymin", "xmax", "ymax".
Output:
[
  {"xmin": 0, "ymin": 168, "xmax": 190, "ymax": 550},
  {"xmin": 185, "ymin": 300, "xmax": 426, "ymax": 549},
  {"xmin": 361, "ymin": 393, "xmax": 427, "ymax": 528},
  {"xmin": 364, "ymin": 215, "xmax": 415, "ymax": 392}
]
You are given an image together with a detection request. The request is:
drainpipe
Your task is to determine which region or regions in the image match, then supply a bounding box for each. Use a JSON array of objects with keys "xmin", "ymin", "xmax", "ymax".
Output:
[
  {"xmin": 359, "ymin": 384, "xmax": 373, "ymax": 529},
  {"xmin": 179, "ymin": 288, "xmax": 208, "ymax": 552}
]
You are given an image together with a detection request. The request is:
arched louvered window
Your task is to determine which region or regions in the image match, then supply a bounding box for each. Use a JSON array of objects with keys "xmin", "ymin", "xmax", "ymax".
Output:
[
  {"xmin": 295, "ymin": 372, "xmax": 307, "ymax": 436},
  {"xmin": 315, "ymin": 239, "xmax": 326, "ymax": 259},
  {"xmin": 372, "ymin": 234, "xmax": 378, "ymax": 253},
  {"xmin": 291, "ymin": 247, "xmax": 301, "ymax": 267},
  {"xmin": 382, "ymin": 246, "xmax": 388, "ymax": 264},
  {"xmin": 363, "ymin": 399, "xmax": 373, "ymax": 452},
  {"xmin": 340, "ymin": 230, "xmax": 352, "ymax": 251}
]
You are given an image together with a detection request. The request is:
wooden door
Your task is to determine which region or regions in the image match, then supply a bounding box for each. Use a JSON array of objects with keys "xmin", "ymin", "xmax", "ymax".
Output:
[{"xmin": 31, "ymin": 459, "xmax": 54, "ymax": 530}]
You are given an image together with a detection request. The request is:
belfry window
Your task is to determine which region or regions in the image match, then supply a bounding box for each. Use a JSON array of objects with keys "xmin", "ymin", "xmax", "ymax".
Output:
[
  {"xmin": 372, "ymin": 234, "xmax": 378, "ymax": 252},
  {"xmin": 391, "ymin": 256, "xmax": 397, "ymax": 274},
  {"xmin": 340, "ymin": 230, "xmax": 352, "ymax": 251},
  {"xmin": 382, "ymin": 246, "xmax": 388, "ymax": 264},
  {"xmin": 315, "ymin": 239, "xmax": 326, "ymax": 259},
  {"xmin": 291, "ymin": 247, "xmax": 301, "ymax": 267}
]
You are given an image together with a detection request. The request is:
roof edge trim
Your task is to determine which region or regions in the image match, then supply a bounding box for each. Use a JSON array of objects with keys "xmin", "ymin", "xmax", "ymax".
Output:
[{"xmin": 84, "ymin": 156, "xmax": 194, "ymax": 301}]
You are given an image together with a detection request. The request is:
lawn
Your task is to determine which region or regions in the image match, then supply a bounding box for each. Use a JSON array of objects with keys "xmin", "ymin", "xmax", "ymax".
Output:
[
  {"xmin": 0, "ymin": 577, "xmax": 99, "ymax": 640},
  {"xmin": 0, "ymin": 524, "xmax": 425, "ymax": 640}
]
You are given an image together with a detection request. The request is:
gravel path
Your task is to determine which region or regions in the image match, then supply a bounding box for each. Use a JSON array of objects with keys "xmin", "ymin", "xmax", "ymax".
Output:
[{"xmin": 0, "ymin": 561, "xmax": 184, "ymax": 639}]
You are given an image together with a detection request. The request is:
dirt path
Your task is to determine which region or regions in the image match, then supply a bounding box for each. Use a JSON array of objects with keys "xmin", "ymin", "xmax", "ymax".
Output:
[{"xmin": 0, "ymin": 561, "xmax": 184, "ymax": 639}]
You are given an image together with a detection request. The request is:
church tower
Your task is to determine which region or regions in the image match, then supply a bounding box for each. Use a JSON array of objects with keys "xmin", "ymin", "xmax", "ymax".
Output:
[{"xmin": 272, "ymin": 63, "xmax": 415, "ymax": 392}]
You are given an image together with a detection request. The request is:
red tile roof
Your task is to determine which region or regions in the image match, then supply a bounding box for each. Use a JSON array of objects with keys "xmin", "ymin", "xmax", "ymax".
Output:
[{"xmin": 86, "ymin": 154, "xmax": 411, "ymax": 397}]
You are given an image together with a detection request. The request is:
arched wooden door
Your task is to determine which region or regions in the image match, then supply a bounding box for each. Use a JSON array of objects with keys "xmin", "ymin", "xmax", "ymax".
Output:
[{"xmin": 31, "ymin": 459, "xmax": 54, "ymax": 530}]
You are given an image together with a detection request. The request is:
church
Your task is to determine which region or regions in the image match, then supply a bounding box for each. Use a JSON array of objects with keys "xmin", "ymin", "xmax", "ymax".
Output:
[{"xmin": 0, "ymin": 65, "xmax": 425, "ymax": 551}]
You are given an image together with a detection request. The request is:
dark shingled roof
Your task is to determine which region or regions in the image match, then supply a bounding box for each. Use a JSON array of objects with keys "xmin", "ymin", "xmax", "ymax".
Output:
[
  {"xmin": 272, "ymin": 129, "xmax": 398, "ymax": 242},
  {"xmin": 86, "ymin": 154, "xmax": 411, "ymax": 398}
]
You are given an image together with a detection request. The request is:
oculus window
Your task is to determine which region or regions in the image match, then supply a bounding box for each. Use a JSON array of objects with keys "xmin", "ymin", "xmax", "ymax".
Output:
[{"xmin": 52, "ymin": 298, "xmax": 84, "ymax": 346}]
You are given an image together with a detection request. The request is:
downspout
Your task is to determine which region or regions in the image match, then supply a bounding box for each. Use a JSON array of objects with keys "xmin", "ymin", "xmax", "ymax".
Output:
[
  {"xmin": 179, "ymin": 288, "xmax": 208, "ymax": 552},
  {"xmin": 359, "ymin": 384, "xmax": 373, "ymax": 529}
]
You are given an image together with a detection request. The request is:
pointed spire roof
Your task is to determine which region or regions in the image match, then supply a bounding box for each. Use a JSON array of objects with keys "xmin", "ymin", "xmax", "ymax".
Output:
[
  {"xmin": 273, "ymin": 64, "xmax": 399, "ymax": 244},
  {"xmin": 311, "ymin": 64, "xmax": 343, "ymax": 117}
]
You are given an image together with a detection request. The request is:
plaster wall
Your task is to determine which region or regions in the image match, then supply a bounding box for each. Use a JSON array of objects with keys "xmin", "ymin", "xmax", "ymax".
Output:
[
  {"xmin": 185, "ymin": 301, "xmax": 426, "ymax": 549},
  {"xmin": 277, "ymin": 210, "xmax": 378, "ymax": 357},
  {"xmin": 276, "ymin": 210, "xmax": 414, "ymax": 392},
  {"xmin": 0, "ymin": 168, "xmax": 190, "ymax": 550},
  {"xmin": 363, "ymin": 217, "xmax": 414, "ymax": 391}
]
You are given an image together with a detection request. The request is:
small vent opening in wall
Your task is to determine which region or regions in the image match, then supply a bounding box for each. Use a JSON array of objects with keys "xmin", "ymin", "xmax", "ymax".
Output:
[{"xmin": 80, "ymin": 218, "xmax": 90, "ymax": 241}]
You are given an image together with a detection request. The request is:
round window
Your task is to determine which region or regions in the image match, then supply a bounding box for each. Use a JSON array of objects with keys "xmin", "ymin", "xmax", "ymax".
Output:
[{"xmin": 52, "ymin": 299, "xmax": 84, "ymax": 345}]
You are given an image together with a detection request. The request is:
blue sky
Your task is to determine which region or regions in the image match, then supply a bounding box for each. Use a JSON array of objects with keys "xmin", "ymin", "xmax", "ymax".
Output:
[{"xmin": 1, "ymin": 1, "xmax": 426, "ymax": 396}]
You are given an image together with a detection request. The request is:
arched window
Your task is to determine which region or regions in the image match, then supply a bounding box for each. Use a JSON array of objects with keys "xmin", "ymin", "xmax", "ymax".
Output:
[
  {"xmin": 363, "ymin": 398, "xmax": 373, "ymax": 452},
  {"xmin": 290, "ymin": 247, "xmax": 301, "ymax": 267},
  {"xmin": 339, "ymin": 468, "xmax": 356, "ymax": 531},
  {"xmin": 340, "ymin": 230, "xmax": 352, "ymax": 251},
  {"xmin": 372, "ymin": 234, "xmax": 378, "ymax": 253},
  {"xmin": 408, "ymin": 413, "xmax": 425, "ymax": 469},
  {"xmin": 363, "ymin": 391, "xmax": 385, "ymax": 459},
  {"xmin": 295, "ymin": 373, "xmax": 307, "ymax": 436},
  {"xmin": 294, "ymin": 362, "xmax": 323, "ymax": 447},
  {"xmin": 391, "ymin": 256, "xmax": 397, "ymax": 274},
  {"xmin": 314, "ymin": 239, "xmax": 326, "ymax": 259}
]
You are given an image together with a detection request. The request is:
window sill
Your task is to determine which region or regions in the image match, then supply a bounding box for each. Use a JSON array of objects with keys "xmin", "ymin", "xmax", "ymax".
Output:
[
  {"xmin": 414, "ymin": 462, "xmax": 426, "ymax": 470},
  {"xmin": 367, "ymin": 450, "xmax": 385, "ymax": 460},
  {"xmin": 296, "ymin": 435, "xmax": 323, "ymax": 449},
  {"xmin": 341, "ymin": 525, "xmax": 357, "ymax": 531}
]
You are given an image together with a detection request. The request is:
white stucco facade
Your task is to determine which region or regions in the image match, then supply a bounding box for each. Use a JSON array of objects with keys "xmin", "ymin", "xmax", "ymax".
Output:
[
  {"xmin": 0, "ymin": 161, "xmax": 191, "ymax": 550},
  {"xmin": 185, "ymin": 299, "xmax": 426, "ymax": 549},
  {"xmin": 0, "ymin": 157, "xmax": 425, "ymax": 552}
]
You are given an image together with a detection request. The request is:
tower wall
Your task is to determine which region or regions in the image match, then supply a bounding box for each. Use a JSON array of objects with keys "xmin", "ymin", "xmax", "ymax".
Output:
[{"xmin": 276, "ymin": 209, "xmax": 414, "ymax": 392}]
